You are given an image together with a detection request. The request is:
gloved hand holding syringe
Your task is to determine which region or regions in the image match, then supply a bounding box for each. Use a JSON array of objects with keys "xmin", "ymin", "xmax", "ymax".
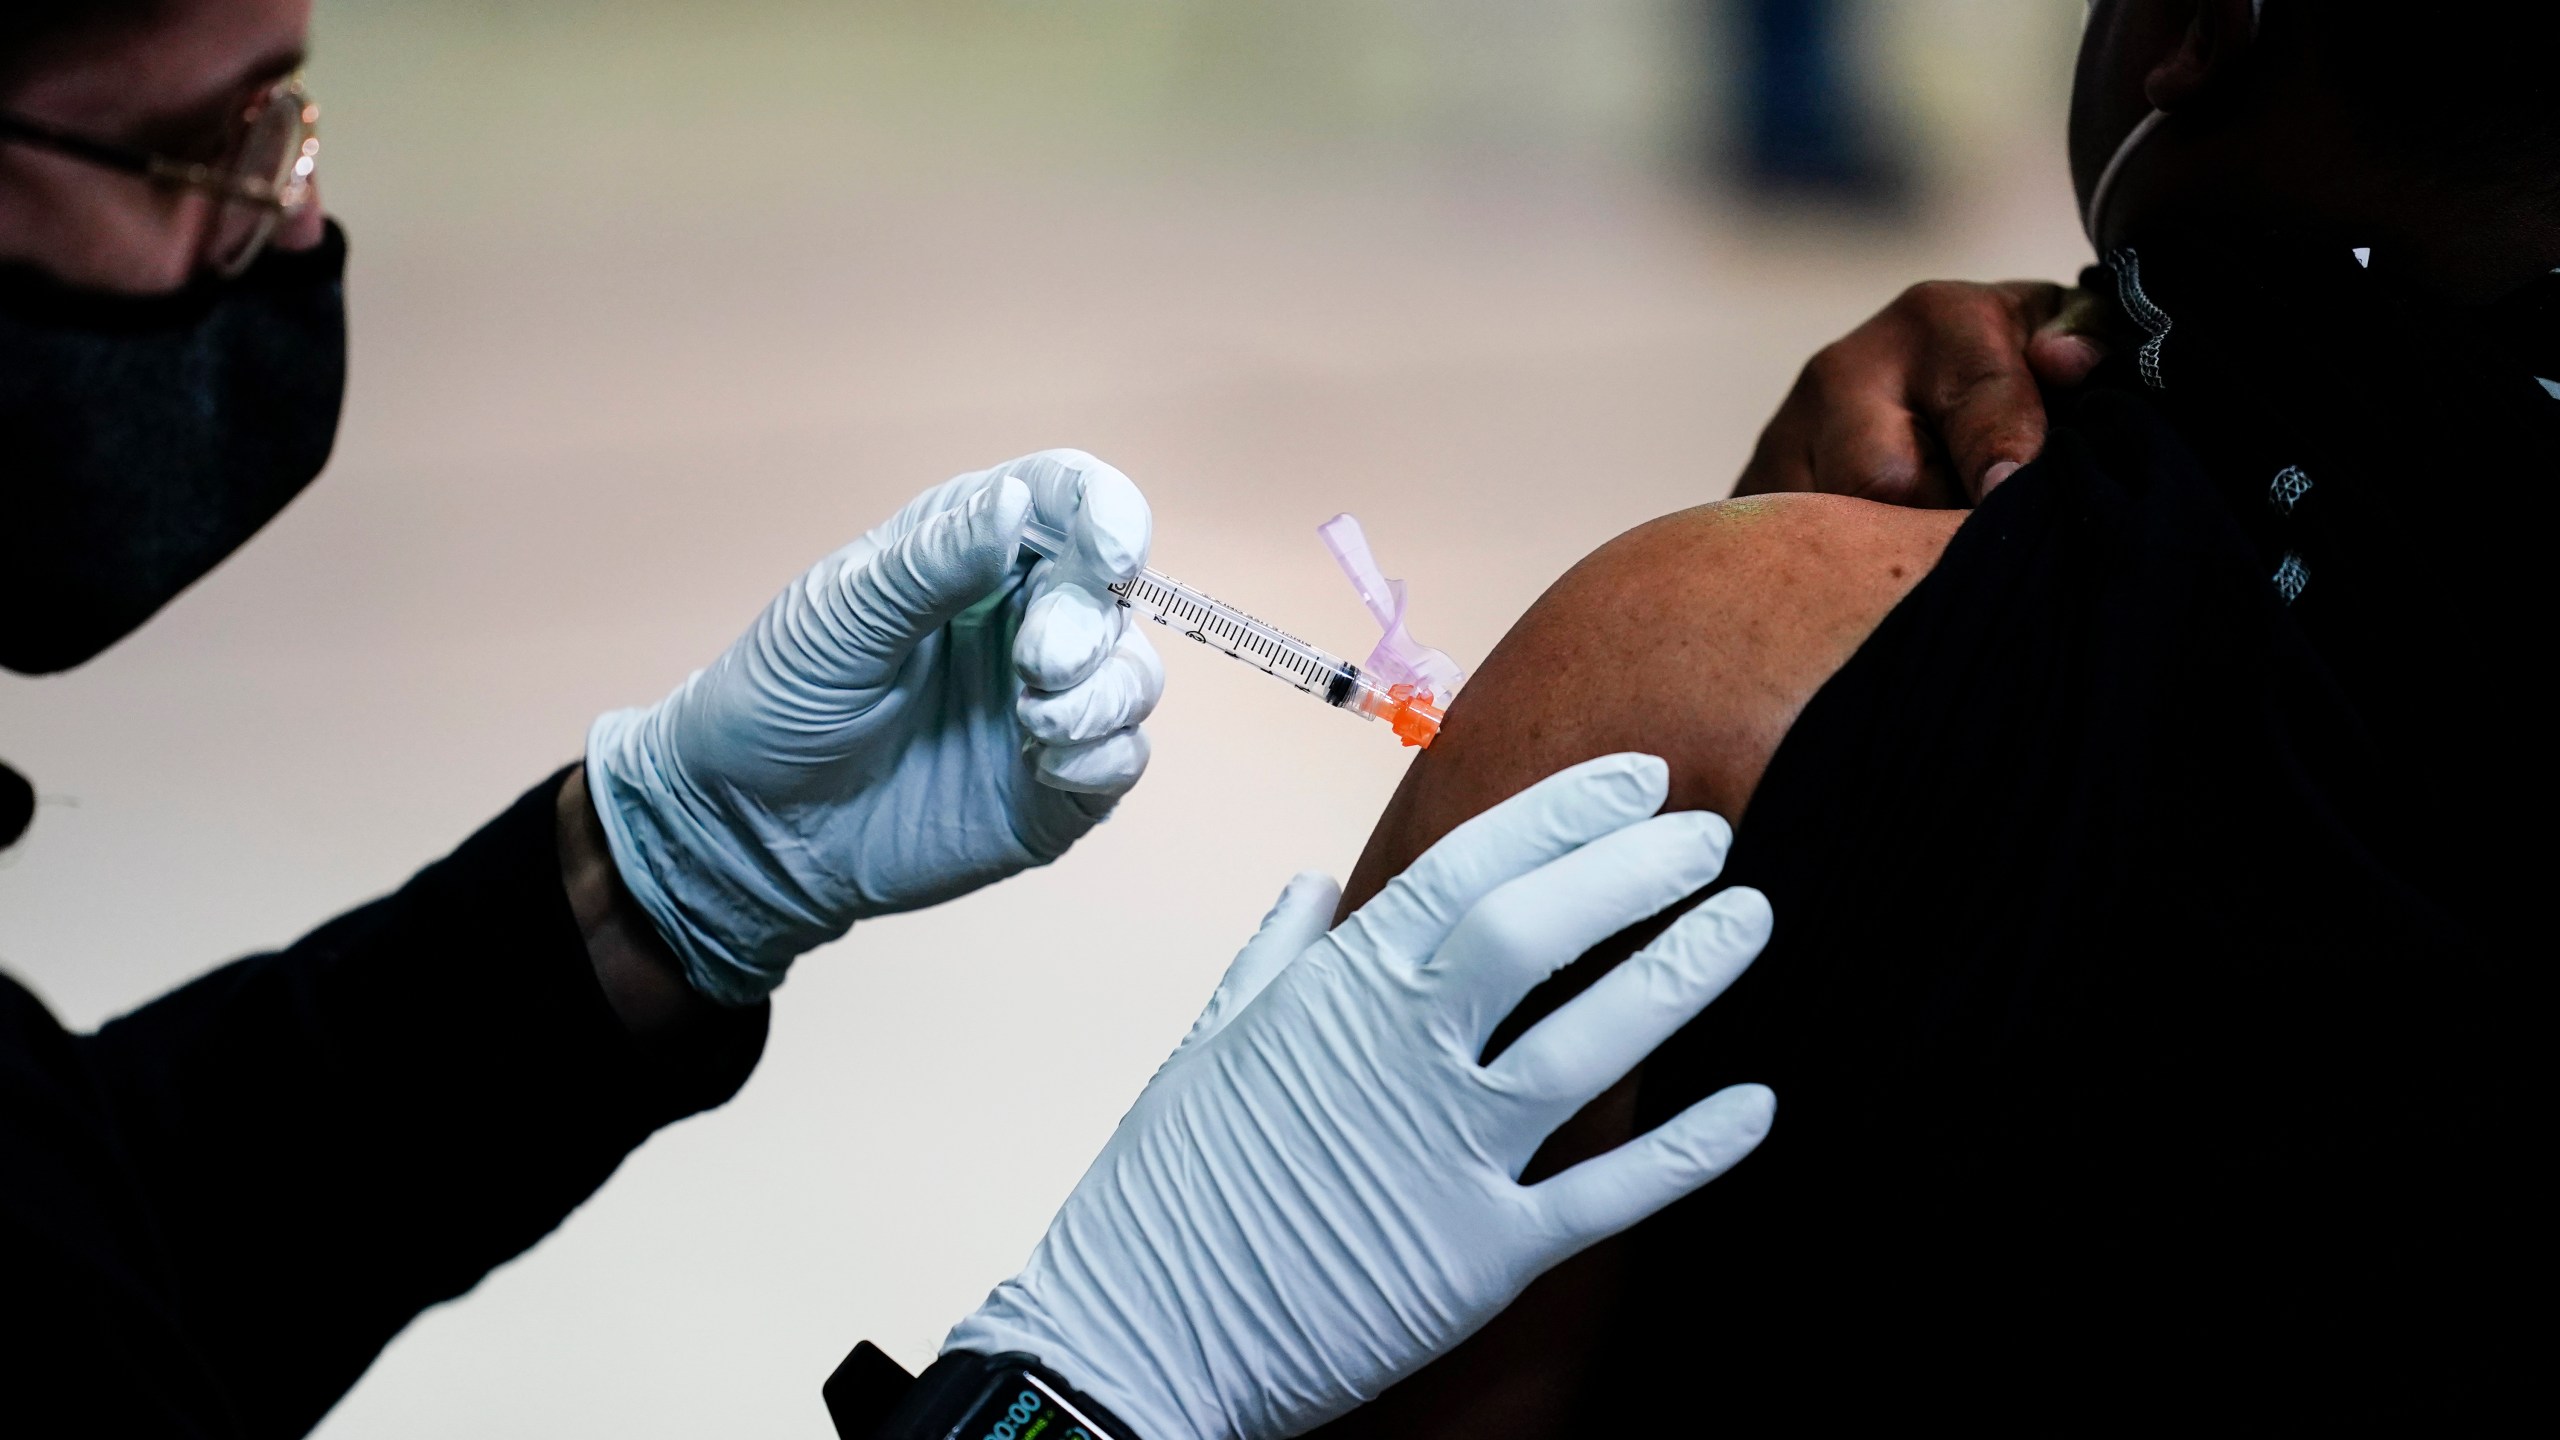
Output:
[
  {"xmin": 588, "ymin": 449, "xmax": 1467, "ymax": 1010},
  {"xmin": 1016, "ymin": 500, "xmax": 1467, "ymax": 748}
]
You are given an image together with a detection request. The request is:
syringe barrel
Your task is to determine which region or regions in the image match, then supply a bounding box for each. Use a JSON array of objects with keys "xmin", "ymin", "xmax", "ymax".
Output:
[
  {"xmin": 1113, "ymin": 569, "xmax": 1355, "ymax": 700},
  {"xmin": 1011, "ymin": 512, "xmax": 1448, "ymax": 747}
]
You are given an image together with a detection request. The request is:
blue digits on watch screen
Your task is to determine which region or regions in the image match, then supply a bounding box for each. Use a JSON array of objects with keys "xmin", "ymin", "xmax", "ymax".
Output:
[{"xmin": 965, "ymin": 1370, "xmax": 1112, "ymax": 1440}]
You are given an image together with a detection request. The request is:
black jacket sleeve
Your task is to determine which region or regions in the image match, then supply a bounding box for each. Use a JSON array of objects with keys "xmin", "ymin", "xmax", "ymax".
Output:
[{"xmin": 48, "ymin": 769, "xmax": 765, "ymax": 1438}]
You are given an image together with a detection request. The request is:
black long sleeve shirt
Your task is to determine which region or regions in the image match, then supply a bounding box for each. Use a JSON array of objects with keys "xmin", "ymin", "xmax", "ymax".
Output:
[
  {"xmin": 1593, "ymin": 237, "xmax": 2548, "ymax": 1421},
  {"xmin": 1, "ymin": 770, "xmax": 767, "ymax": 1437}
]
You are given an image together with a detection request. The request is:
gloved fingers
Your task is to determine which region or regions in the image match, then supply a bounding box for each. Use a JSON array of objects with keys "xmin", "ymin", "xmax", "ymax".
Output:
[
  {"xmin": 854, "ymin": 466, "xmax": 995, "ymax": 558},
  {"xmin": 1339, "ymin": 753, "xmax": 1672, "ymax": 961},
  {"xmin": 1013, "ymin": 448, "xmax": 1150, "ymax": 587},
  {"xmin": 1018, "ymin": 579, "xmax": 1132, "ymax": 694},
  {"xmin": 1429, "ymin": 810, "xmax": 1733, "ymax": 1050},
  {"xmin": 825, "ymin": 472, "xmax": 1034, "ymax": 688},
  {"xmin": 1032, "ymin": 725, "xmax": 1150, "ymax": 797},
  {"xmin": 1013, "ymin": 450, "xmax": 1149, "ymax": 691},
  {"xmin": 1528, "ymin": 1082, "xmax": 1775, "ymax": 1255},
  {"xmin": 1486, "ymin": 887, "xmax": 1771, "ymax": 1138},
  {"xmin": 1176, "ymin": 871, "xmax": 1342, "ymax": 1051},
  {"xmin": 1019, "ymin": 624, "xmax": 1164, "ymax": 746}
]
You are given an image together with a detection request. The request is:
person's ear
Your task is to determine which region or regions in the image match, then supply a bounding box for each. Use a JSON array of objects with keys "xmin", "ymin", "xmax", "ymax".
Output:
[{"xmin": 2144, "ymin": 0, "xmax": 2262, "ymax": 113}]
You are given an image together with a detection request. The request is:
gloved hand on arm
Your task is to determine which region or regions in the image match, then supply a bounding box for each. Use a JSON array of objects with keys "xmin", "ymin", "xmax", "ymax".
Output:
[
  {"xmin": 585, "ymin": 449, "xmax": 1163, "ymax": 1005},
  {"xmin": 944, "ymin": 752, "xmax": 1775, "ymax": 1440}
]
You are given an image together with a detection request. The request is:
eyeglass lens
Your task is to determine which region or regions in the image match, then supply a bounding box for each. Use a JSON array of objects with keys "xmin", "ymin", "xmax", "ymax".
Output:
[{"xmin": 207, "ymin": 83, "xmax": 317, "ymax": 276}]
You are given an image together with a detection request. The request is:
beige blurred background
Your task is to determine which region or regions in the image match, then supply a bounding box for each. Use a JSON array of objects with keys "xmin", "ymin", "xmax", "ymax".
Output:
[{"xmin": 2, "ymin": 2, "xmax": 2089, "ymax": 1434}]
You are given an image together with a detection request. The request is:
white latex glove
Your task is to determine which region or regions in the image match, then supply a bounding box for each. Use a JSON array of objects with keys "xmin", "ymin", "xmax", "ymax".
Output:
[
  {"xmin": 586, "ymin": 449, "xmax": 1163, "ymax": 1004},
  {"xmin": 945, "ymin": 753, "xmax": 1776, "ymax": 1440}
]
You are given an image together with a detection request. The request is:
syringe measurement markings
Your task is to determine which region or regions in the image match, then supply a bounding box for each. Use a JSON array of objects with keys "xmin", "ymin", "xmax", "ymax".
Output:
[
  {"xmin": 1043, "ymin": 524, "xmax": 1438, "ymax": 735},
  {"xmin": 1111, "ymin": 569, "xmax": 1367, "ymax": 705}
]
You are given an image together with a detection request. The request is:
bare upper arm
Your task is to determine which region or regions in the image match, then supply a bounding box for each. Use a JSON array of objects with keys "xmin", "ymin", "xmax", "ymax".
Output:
[
  {"xmin": 1339, "ymin": 493, "xmax": 1962, "ymax": 916},
  {"xmin": 1304, "ymin": 493, "xmax": 1959, "ymax": 1440}
]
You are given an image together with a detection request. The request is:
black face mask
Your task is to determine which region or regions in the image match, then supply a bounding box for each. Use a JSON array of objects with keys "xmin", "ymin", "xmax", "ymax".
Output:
[{"xmin": 0, "ymin": 220, "xmax": 348, "ymax": 675}]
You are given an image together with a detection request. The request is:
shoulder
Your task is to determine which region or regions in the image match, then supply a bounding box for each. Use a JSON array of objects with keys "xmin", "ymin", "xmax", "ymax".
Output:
[
  {"xmin": 1311, "ymin": 493, "xmax": 1963, "ymax": 1438},
  {"xmin": 1344, "ymin": 494, "xmax": 1961, "ymax": 907},
  {"xmin": 1549, "ymin": 494, "xmax": 1964, "ymax": 668}
]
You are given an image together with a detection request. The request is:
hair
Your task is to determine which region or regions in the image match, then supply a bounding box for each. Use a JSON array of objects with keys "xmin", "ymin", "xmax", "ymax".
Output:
[
  {"xmin": 0, "ymin": 1, "xmax": 164, "ymax": 90},
  {"xmin": 2284, "ymin": 2, "xmax": 2560, "ymax": 194}
]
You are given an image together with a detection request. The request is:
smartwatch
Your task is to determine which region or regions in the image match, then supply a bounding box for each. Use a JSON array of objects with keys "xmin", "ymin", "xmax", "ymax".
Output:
[{"xmin": 825, "ymin": 1342, "xmax": 1146, "ymax": 1440}]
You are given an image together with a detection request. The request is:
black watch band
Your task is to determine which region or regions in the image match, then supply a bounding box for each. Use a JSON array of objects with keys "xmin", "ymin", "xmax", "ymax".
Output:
[{"xmin": 824, "ymin": 1341, "xmax": 1147, "ymax": 1440}]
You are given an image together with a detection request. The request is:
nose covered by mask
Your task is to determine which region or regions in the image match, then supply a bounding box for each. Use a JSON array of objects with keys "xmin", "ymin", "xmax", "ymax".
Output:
[{"xmin": 0, "ymin": 221, "xmax": 349, "ymax": 675}]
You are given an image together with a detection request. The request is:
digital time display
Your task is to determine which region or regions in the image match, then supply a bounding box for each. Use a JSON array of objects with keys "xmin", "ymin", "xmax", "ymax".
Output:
[{"xmin": 959, "ymin": 1372, "xmax": 1113, "ymax": 1440}]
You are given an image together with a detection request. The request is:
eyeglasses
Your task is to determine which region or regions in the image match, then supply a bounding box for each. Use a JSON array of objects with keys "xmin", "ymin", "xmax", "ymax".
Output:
[{"xmin": 0, "ymin": 75, "xmax": 320, "ymax": 277}]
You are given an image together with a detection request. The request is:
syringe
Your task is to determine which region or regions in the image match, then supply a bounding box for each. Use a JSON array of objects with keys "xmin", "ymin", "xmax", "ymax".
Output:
[{"xmin": 1018, "ymin": 518, "xmax": 1449, "ymax": 747}]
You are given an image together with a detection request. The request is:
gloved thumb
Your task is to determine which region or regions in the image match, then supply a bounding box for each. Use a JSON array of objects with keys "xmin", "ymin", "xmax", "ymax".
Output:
[
  {"xmin": 828, "ymin": 473, "xmax": 1034, "ymax": 686},
  {"xmin": 1175, "ymin": 871, "xmax": 1341, "ymax": 1053}
]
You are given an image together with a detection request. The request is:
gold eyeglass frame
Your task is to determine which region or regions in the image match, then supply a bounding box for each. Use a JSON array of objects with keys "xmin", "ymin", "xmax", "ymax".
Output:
[{"xmin": 0, "ymin": 75, "xmax": 320, "ymax": 275}]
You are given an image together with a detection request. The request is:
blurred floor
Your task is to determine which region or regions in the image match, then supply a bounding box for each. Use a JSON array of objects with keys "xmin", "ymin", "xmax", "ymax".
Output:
[{"xmin": 1, "ymin": 2, "xmax": 2085, "ymax": 1435}]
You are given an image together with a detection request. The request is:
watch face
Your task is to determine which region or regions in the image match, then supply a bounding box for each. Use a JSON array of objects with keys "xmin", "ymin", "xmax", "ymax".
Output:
[{"xmin": 957, "ymin": 1370, "xmax": 1118, "ymax": 1440}]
